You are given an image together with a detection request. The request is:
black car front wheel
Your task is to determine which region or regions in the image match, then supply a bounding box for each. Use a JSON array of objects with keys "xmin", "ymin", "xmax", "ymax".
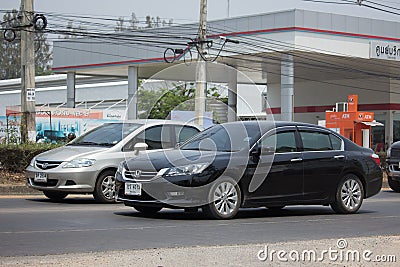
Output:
[
  {"xmin": 43, "ymin": 191, "xmax": 68, "ymax": 201},
  {"xmin": 331, "ymin": 174, "xmax": 364, "ymax": 214},
  {"xmin": 203, "ymin": 177, "xmax": 242, "ymax": 219},
  {"xmin": 388, "ymin": 176, "xmax": 400, "ymax": 193}
]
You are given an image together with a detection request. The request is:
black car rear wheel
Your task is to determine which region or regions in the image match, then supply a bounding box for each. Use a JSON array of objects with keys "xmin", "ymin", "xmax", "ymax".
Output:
[
  {"xmin": 203, "ymin": 177, "xmax": 242, "ymax": 219},
  {"xmin": 388, "ymin": 176, "xmax": 400, "ymax": 193},
  {"xmin": 331, "ymin": 174, "xmax": 364, "ymax": 214},
  {"xmin": 133, "ymin": 205, "xmax": 162, "ymax": 214},
  {"xmin": 43, "ymin": 191, "xmax": 68, "ymax": 201},
  {"xmin": 93, "ymin": 170, "xmax": 117, "ymax": 203}
]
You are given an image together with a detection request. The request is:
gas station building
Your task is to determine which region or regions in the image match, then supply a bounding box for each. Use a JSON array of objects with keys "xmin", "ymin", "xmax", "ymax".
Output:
[{"xmin": 3, "ymin": 9, "xmax": 400, "ymax": 149}]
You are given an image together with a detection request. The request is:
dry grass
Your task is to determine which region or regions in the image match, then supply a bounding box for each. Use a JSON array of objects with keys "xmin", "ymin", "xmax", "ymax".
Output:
[{"xmin": 0, "ymin": 170, "xmax": 25, "ymax": 185}]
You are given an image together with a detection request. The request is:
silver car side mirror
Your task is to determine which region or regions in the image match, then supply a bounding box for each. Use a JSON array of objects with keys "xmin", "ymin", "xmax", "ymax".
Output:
[{"xmin": 133, "ymin": 142, "xmax": 148, "ymax": 155}]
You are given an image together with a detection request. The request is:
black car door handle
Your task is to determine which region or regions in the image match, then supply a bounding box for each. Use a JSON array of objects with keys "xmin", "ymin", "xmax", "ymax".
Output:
[
  {"xmin": 291, "ymin": 158, "xmax": 303, "ymax": 162},
  {"xmin": 334, "ymin": 155, "xmax": 345, "ymax": 159}
]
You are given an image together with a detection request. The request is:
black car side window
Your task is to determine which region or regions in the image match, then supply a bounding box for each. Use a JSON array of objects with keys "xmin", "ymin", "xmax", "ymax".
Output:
[
  {"xmin": 329, "ymin": 134, "xmax": 342, "ymax": 150},
  {"xmin": 260, "ymin": 131, "xmax": 297, "ymax": 153},
  {"xmin": 300, "ymin": 131, "xmax": 333, "ymax": 151}
]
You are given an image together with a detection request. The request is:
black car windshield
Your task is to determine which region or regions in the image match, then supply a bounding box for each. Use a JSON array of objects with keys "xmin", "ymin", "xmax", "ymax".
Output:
[
  {"xmin": 69, "ymin": 123, "xmax": 142, "ymax": 147},
  {"xmin": 180, "ymin": 123, "xmax": 263, "ymax": 152}
]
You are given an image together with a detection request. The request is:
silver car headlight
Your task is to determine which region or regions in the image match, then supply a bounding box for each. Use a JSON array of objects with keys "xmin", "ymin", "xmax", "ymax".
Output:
[
  {"xmin": 63, "ymin": 158, "xmax": 96, "ymax": 168},
  {"xmin": 29, "ymin": 157, "xmax": 36, "ymax": 167},
  {"xmin": 116, "ymin": 162, "xmax": 127, "ymax": 177},
  {"xmin": 157, "ymin": 163, "xmax": 210, "ymax": 177}
]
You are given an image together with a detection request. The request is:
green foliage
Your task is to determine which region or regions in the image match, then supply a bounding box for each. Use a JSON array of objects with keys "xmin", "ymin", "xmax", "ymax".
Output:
[
  {"xmin": 5, "ymin": 114, "xmax": 21, "ymax": 144},
  {"xmin": 148, "ymin": 84, "xmax": 195, "ymax": 119},
  {"xmin": 138, "ymin": 82, "xmax": 226, "ymax": 120},
  {"xmin": 137, "ymin": 88, "xmax": 165, "ymax": 119},
  {"xmin": 0, "ymin": 143, "xmax": 61, "ymax": 173},
  {"xmin": 0, "ymin": 10, "xmax": 52, "ymax": 79}
]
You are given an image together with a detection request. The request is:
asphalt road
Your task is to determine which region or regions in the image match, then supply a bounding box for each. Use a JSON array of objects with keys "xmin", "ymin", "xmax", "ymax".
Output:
[{"xmin": 0, "ymin": 190, "xmax": 399, "ymax": 257}]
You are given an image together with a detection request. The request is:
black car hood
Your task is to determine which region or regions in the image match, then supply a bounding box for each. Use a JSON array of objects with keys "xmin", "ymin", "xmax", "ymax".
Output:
[{"xmin": 125, "ymin": 149, "xmax": 232, "ymax": 172}]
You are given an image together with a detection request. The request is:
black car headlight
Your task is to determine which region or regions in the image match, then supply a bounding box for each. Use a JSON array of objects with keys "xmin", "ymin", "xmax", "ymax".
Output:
[{"xmin": 157, "ymin": 163, "xmax": 210, "ymax": 177}]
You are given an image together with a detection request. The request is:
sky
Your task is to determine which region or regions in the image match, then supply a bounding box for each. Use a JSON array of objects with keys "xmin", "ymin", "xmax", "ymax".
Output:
[{"xmin": 2, "ymin": 0, "xmax": 399, "ymax": 24}]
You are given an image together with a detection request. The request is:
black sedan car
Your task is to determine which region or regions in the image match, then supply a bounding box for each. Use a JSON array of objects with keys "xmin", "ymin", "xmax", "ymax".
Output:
[
  {"xmin": 386, "ymin": 141, "xmax": 400, "ymax": 192},
  {"xmin": 116, "ymin": 121, "xmax": 382, "ymax": 219}
]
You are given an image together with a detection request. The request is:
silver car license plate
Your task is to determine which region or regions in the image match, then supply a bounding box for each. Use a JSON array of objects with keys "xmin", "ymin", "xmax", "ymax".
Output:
[
  {"xmin": 34, "ymin": 172, "xmax": 47, "ymax": 183},
  {"xmin": 125, "ymin": 182, "xmax": 142, "ymax": 196}
]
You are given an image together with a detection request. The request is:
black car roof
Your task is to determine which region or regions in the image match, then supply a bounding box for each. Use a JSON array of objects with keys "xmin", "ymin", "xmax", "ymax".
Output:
[{"xmin": 224, "ymin": 120, "xmax": 327, "ymax": 130}]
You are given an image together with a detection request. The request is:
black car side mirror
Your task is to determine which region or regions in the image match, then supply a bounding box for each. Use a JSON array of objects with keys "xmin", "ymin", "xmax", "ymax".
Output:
[{"xmin": 250, "ymin": 146, "xmax": 261, "ymax": 158}]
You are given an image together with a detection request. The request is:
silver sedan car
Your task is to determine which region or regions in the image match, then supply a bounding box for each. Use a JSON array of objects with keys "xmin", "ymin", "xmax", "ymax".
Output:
[{"xmin": 26, "ymin": 120, "xmax": 201, "ymax": 203}]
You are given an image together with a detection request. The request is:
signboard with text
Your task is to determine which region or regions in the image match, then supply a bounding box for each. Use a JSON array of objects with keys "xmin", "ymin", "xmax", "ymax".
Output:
[
  {"xmin": 2, "ymin": 106, "xmax": 124, "ymax": 143},
  {"xmin": 370, "ymin": 41, "xmax": 400, "ymax": 61}
]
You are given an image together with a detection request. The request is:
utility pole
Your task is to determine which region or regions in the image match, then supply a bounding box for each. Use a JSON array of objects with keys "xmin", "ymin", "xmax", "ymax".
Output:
[
  {"xmin": 194, "ymin": 0, "xmax": 207, "ymax": 127},
  {"xmin": 20, "ymin": 0, "xmax": 36, "ymax": 143}
]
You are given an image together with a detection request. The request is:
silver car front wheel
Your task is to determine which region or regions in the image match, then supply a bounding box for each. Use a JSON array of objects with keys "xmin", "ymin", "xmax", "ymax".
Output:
[{"xmin": 94, "ymin": 170, "xmax": 116, "ymax": 203}]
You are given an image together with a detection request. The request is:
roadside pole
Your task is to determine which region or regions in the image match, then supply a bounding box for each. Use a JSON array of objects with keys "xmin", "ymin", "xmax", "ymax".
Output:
[
  {"xmin": 20, "ymin": 0, "xmax": 36, "ymax": 143},
  {"xmin": 194, "ymin": 0, "xmax": 207, "ymax": 127}
]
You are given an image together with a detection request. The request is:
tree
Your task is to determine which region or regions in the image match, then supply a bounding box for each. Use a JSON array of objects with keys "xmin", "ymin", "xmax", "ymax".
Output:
[
  {"xmin": 114, "ymin": 13, "xmax": 173, "ymax": 32},
  {"xmin": 62, "ymin": 21, "xmax": 88, "ymax": 39},
  {"xmin": 138, "ymin": 82, "xmax": 228, "ymax": 120},
  {"xmin": 0, "ymin": 10, "xmax": 52, "ymax": 80},
  {"xmin": 147, "ymin": 83, "xmax": 195, "ymax": 119}
]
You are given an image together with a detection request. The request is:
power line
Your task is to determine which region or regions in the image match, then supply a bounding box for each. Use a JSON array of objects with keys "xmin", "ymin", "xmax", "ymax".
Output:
[
  {"xmin": 4, "ymin": 7, "xmax": 400, "ymax": 99},
  {"xmin": 207, "ymin": 23, "xmax": 400, "ymax": 80},
  {"xmin": 364, "ymin": 0, "xmax": 400, "ymax": 11}
]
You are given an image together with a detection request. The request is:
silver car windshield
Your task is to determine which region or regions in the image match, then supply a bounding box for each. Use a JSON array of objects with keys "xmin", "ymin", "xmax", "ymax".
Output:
[{"xmin": 69, "ymin": 123, "xmax": 142, "ymax": 147}]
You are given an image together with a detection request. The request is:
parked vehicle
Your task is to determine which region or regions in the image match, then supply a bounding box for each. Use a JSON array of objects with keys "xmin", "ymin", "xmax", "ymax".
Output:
[
  {"xmin": 385, "ymin": 141, "xmax": 400, "ymax": 192},
  {"xmin": 36, "ymin": 130, "xmax": 67, "ymax": 143},
  {"xmin": 116, "ymin": 121, "xmax": 383, "ymax": 219},
  {"xmin": 26, "ymin": 120, "xmax": 201, "ymax": 203}
]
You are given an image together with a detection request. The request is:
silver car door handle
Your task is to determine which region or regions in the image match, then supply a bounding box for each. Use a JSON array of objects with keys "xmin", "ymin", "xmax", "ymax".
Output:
[
  {"xmin": 291, "ymin": 158, "xmax": 303, "ymax": 162},
  {"xmin": 334, "ymin": 155, "xmax": 345, "ymax": 159}
]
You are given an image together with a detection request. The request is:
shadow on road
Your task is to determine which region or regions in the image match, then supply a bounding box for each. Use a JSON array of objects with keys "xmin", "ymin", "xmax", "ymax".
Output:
[
  {"xmin": 382, "ymin": 189, "xmax": 399, "ymax": 194},
  {"xmin": 114, "ymin": 206, "xmax": 375, "ymax": 221},
  {"xmin": 25, "ymin": 197, "xmax": 122, "ymax": 205}
]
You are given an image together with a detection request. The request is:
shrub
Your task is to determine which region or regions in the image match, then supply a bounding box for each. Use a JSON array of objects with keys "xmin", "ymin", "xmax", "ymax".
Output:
[{"xmin": 0, "ymin": 143, "xmax": 61, "ymax": 173}]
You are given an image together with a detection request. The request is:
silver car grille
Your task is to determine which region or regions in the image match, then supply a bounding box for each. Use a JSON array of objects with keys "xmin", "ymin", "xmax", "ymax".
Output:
[{"xmin": 35, "ymin": 160, "xmax": 63, "ymax": 170}]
